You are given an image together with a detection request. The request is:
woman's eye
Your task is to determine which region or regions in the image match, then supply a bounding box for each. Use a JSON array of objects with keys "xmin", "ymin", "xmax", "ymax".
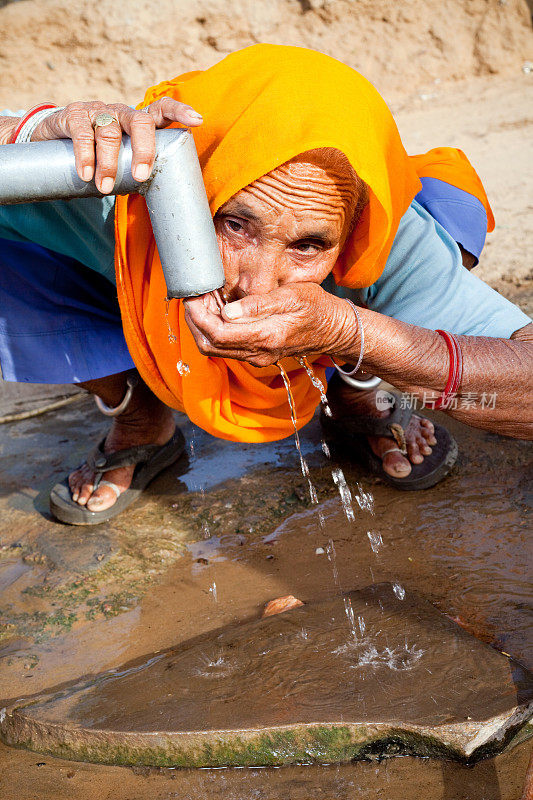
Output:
[
  {"xmin": 225, "ymin": 218, "xmax": 244, "ymax": 233},
  {"xmin": 294, "ymin": 241, "xmax": 321, "ymax": 254}
]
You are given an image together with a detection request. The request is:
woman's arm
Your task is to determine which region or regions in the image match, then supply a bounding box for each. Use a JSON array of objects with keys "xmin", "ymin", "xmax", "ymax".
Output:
[
  {"xmin": 183, "ymin": 284, "xmax": 533, "ymax": 439},
  {"xmin": 0, "ymin": 116, "xmax": 19, "ymax": 145},
  {"xmin": 338, "ymin": 306, "xmax": 533, "ymax": 439}
]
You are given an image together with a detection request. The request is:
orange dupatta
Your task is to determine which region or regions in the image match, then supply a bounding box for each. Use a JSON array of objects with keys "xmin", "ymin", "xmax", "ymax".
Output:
[{"xmin": 115, "ymin": 45, "xmax": 494, "ymax": 443}]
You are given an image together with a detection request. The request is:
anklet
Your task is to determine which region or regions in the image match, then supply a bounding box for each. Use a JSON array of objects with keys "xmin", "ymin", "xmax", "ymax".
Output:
[{"xmin": 94, "ymin": 372, "xmax": 138, "ymax": 417}]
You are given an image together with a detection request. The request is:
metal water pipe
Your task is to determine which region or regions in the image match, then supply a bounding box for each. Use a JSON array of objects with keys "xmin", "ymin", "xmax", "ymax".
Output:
[{"xmin": 0, "ymin": 129, "xmax": 225, "ymax": 298}]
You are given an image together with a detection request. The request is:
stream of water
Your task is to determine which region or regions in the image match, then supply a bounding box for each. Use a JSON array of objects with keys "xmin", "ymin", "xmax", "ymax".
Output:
[{"xmin": 277, "ymin": 362, "xmax": 319, "ymax": 505}]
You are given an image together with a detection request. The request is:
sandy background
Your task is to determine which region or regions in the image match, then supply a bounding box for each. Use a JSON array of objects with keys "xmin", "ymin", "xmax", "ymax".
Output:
[
  {"xmin": 1, "ymin": 0, "xmax": 532, "ymax": 291},
  {"xmin": 0, "ymin": 0, "xmax": 531, "ymax": 107}
]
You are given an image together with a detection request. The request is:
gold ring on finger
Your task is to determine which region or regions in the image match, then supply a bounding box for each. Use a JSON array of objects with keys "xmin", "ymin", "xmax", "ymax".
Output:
[{"xmin": 93, "ymin": 112, "xmax": 118, "ymax": 129}]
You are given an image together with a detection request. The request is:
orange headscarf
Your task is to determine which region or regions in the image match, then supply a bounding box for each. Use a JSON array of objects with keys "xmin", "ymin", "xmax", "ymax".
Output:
[{"xmin": 115, "ymin": 44, "xmax": 494, "ymax": 443}]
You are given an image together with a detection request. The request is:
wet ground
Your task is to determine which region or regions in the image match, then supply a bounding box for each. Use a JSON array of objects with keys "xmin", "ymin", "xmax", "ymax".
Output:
[{"xmin": 0, "ymin": 370, "xmax": 532, "ymax": 797}]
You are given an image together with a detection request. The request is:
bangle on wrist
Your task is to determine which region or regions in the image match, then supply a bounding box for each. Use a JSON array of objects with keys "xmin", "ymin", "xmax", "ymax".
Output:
[
  {"xmin": 433, "ymin": 330, "xmax": 463, "ymax": 409},
  {"xmin": 330, "ymin": 298, "xmax": 365, "ymax": 377},
  {"xmin": 9, "ymin": 103, "xmax": 63, "ymax": 144}
]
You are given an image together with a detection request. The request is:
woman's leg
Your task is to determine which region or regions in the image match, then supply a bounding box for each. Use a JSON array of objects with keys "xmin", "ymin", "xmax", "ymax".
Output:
[{"xmin": 69, "ymin": 371, "xmax": 175, "ymax": 512}]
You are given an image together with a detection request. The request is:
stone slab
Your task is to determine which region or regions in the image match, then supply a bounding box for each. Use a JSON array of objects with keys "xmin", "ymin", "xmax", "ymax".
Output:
[{"xmin": 1, "ymin": 584, "xmax": 532, "ymax": 767}]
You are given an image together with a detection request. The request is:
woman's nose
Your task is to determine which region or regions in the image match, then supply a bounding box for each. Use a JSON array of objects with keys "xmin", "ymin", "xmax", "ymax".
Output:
[{"xmin": 236, "ymin": 252, "xmax": 280, "ymax": 297}]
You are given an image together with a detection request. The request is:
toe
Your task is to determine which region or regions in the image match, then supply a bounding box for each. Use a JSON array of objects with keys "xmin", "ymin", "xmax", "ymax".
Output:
[
  {"xmin": 420, "ymin": 418, "xmax": 437, "ymax": 445},
  {"xmin": 407, "ymin": 439, "xmax": 424, "ymax": 464},
  {"xmin": 369, "ymin": 435, "xmax": 412, "ymax": 477},
  {"xmin": 76, "ymin": 482, "xmax": 94, "ymax": 506},
  {"xmin": 86, "ymin": 484, "xmax": 120, "ymax": 512},
  {"xmin": 68, "ymin": 466, "xmax": 93, "ymax": 504},
  {"xmin": 382, "ymin": 449, "xmax": 412, "ymax": 477},
  {"xmin": 417, "ymin": 435, "xmax": 433, "ymax": 456}
]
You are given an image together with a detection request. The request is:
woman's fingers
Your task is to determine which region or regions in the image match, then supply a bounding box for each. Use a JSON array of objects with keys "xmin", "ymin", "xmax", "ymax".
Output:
[
  {"xmin": 33, "ymin": 97, "xmax": 203, "ymax": 192},
  {"xmin": 147, "ymin": 96, "xmax": 203, "ymax": 128},
  {"xmin": 111, "ymin": 105, "xmax": 156, "ymax": 183},
  {"xmin": 223, "ymin": 286, "xmax": 302, "ymax": 322},
  {"xmin": 184, "ymin": 298, "xmax": 275, "ymax": 360},
  {"xmin": 89, "ymin": 108, "xmax": 124, "ymax": 193},
  {"xmin": 63, "ymin": 102, "xmax": 105, "ymax": 183}
]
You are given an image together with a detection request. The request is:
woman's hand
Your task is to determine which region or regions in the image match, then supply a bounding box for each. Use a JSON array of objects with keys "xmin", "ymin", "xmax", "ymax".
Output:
[
  {"xmin": 31, "ymin": 98, "xmax": 203, "ymax": 193},
  {"xmin": 183, "ymin": 283, "xmax": 358, "ymax": 367}
]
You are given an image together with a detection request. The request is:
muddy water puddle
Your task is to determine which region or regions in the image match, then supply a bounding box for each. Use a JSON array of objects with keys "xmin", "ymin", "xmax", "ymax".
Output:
[{"xmin": 0, "ymin": 399, "xmax": 532, "ymax": 795}]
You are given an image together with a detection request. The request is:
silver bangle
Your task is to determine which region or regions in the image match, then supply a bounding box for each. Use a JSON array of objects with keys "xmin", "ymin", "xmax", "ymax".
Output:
[
  {"xmin": 335, "ymin": 373, "xmax": 382, "ymax": 391},
  {"xmin": 331, "ymin": 298, "xmax": 365, "ymax": 376},
  {"xmin": 15, "ymin": 106, "xmax": 64, "ymax": 143}
]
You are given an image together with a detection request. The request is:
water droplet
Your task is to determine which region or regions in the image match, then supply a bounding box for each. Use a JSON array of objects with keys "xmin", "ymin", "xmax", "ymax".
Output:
[
  {"xmin": 331, "ymin": 467, "xmax": 355, "ymax": 522},
  {"xmin": 392, "ymin": 582, "xmax": 405, "ymax": 600},
  {"xmin": 367, "ymin": 530, "xmax": 383, "ymax": 554},
  {"xmin": 164, "ymin": 298, "xmax": 178, "ymax": 343},
  {"xmin": 297, "ymin": 356, "xmax": 332, "ymax": 417},
  {"xmin": 355, "ymin": 482, "xmax": 375, "ymax": 514},
  {"xmin": 176, "ymin": 360, "xmax": 190, "ymax": 376}
]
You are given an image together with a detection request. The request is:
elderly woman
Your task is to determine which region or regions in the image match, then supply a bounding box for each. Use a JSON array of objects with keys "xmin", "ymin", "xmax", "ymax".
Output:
[{"xmin": 0, "ymin": 45, "xmax": 531, "ymax": 525}]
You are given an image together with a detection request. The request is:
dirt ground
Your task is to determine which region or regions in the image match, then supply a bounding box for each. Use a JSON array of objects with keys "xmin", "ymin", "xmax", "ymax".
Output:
[
  {"xmin": 0, "ymin": 0, "xmax": 531, "ymax": 108},
  {"xmin": 0, "ymin": 1, "xmax": 532, "ymax": 797}
]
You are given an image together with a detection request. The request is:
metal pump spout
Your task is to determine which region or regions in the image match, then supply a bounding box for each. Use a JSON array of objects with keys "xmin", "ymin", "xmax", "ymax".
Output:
[{"xmin": 0, "ymin": 129, "xmax": 225, "ymax": 299}]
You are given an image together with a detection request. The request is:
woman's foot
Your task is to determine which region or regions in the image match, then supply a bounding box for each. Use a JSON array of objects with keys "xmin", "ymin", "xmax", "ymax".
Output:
[
  {"xmin": 327, "ymin": 379, "xmax": 437, "ymax": 480},
  {"xmin": 68, "ymin": 372, "xmax": 175, "ymax": 513}
]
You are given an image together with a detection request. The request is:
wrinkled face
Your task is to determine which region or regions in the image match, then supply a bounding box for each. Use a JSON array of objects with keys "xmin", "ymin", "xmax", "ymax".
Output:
[{"xmin": 214, "ymin": 157, "xmax": 359, "ymax": 300}]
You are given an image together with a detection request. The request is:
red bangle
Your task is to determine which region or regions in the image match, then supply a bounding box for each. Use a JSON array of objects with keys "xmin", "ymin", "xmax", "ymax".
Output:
[
  {"xmin": 433, "ymin": 330, "xmax": 463, "ymax": 410},
  {"xmin": 8, "ymin": 103, "xmax": 57, "ymax": 144}
]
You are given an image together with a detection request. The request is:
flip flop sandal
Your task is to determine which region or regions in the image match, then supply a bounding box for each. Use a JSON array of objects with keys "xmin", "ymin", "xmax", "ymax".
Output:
[
  {"xmin": 49, "ymin": 428, "xmax": 186, "ymax": 525},
  {"xmin": 320, "ymin": 392, "xmax": 457, "ymax": 491}
]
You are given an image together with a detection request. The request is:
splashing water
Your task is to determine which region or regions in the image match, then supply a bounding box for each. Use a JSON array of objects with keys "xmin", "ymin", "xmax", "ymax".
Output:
[
  {"xmin": 277, "ymin": 362, "xmax": 318, "ymax": 504},
  {"xmin": 355, "ymin": 482, "xmax": 375, "ymax": 514},
  {"xmin": 326, "ymin": 538, "xmax": 340, "ymax": 585},
  {"xmin": 331, "ymin": 467, "xmax": 356, "ymax": 522},
  {"xmin": 333, "ymin": 639, "xmax": 424, "ymax": 671},
  {"xmin": 296, "ymin": 356, "xmax": 332, "ymax": 417},
  {"xmin": 367, "ymin": 530, "xmax": 383, "ymax": 554},
  {"xmin": 343, "ymin": 596, "xmax": 359, "ymax": 642},
  {"xmin": 193, "ymin": 649, "xmax": 236, "ymax": 678},
  {"xmin": 392, "ymin": 582, "xmax": 406, "ymax": 601},
  {"xmin": 209, "ymin": 581, "xmax": 218, "ymax": 603},
  {"xmin": 326, "ymin": 539, "xmax": 359, "ymax": 641},
  {"xmin": 296, "ymin": 359, "xmax": 366, "ymax": 522}
]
